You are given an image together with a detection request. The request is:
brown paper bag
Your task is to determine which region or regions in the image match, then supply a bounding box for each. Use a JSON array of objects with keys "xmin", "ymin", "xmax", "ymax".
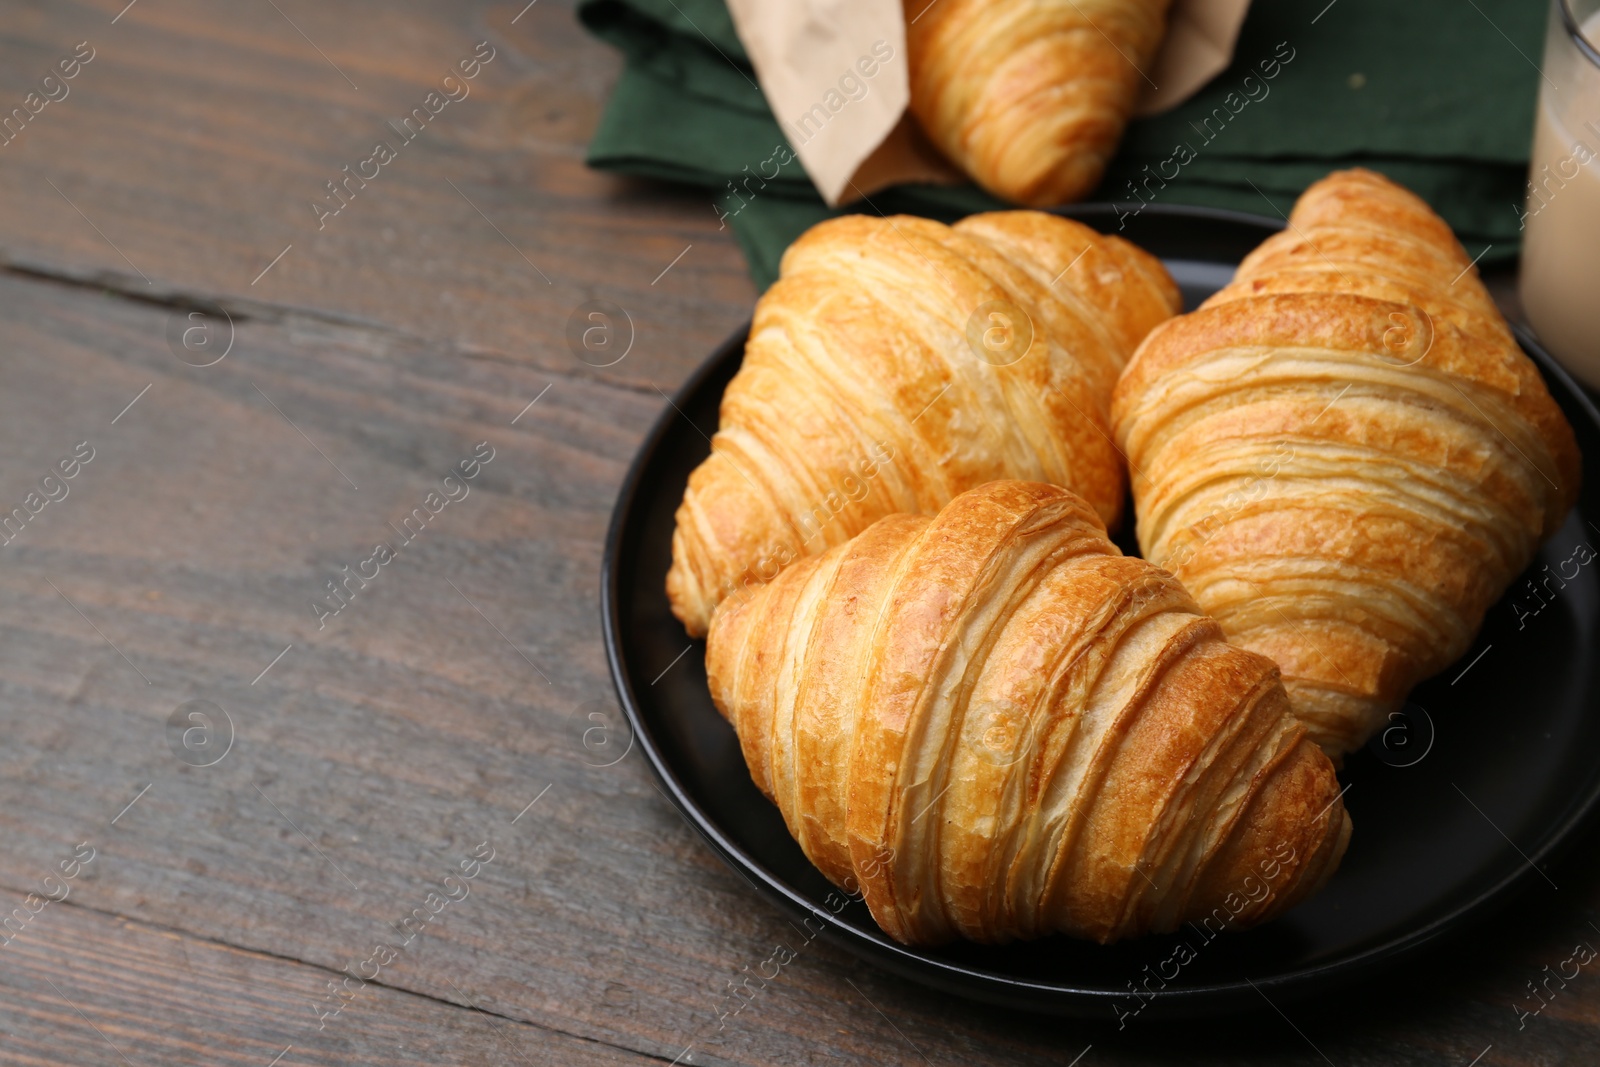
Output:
[{"xmin": 725, "ymin": 0, "xmax": 1252, "ymax": 206}]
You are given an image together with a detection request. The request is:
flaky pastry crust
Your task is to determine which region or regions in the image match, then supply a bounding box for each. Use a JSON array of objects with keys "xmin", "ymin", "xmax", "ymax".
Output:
[
  {"xmin": 707, "ymin": 481, "xmax": 1350, "ymax": 945},
  {"xmin": 1112, "ymin": 169, "xmax": 1581, "ymax": 754},
  {"xmin": 904, "ymin": 0, "xmax": 1172, "ymax": 205},
  {"xmin": 668, "ymin": 210, "xmax": 1180, "ymax": 636}
]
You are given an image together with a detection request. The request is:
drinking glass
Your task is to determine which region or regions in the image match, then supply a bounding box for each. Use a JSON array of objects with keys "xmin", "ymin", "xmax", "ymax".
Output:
[{"xmin": 1520, "ymin": 0, "xmax": 1600, "ymax": 388}]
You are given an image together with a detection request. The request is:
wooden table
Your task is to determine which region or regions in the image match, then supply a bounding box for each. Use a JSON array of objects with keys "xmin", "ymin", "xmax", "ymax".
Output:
[{"xmin": 0, "ymin": 2, "xmax": 1594, "ymax": 1064}]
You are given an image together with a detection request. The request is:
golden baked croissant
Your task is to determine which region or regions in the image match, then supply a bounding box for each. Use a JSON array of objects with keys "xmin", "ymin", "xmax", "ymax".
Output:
[
  {"xmin": 667, "ymin": 210, "xmax": 1180, "ymax": 637},
  {"xmin": 1112, "ymin": 169, "xmax": 1582, "ymax": 756},
  {"xmin": 904, "ymin": 0, "xmax": 1172, "ymax": 206},
  {"xmin": 706, "ymin": 480, "xmax": 1350, "ymax": 945}
]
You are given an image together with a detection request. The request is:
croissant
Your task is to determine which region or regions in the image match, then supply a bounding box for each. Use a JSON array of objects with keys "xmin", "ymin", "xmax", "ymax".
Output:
[
  {"xmin": 706, "ymin": 480, "xmax": 1350, "ymax": 945},
  {"xmin": 904, "ymin": 0, "xmax": 1172, "ymax": 206},
  {"xmin": 667, "ymin": 210, "xmax": 1180, "ymax": 637},
  {"xmin": 1112, "ymin": 169, "xmax": 1582, "ymax": 756}
]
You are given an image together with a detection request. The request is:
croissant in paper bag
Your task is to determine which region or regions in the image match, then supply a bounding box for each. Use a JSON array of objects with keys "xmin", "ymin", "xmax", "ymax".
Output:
[
  {"xmin": 666, "ymin": 209, "xmax": 1180, "ymax": 637},
  {"xmin": 1112, "ymin": 169, "xmax": 1581, "ymax": 755},
  {"xmin": 706, "ymin": 481, "xmax": 1349, "ymax": 945},
  {"xmin": 904, "ymin": 0, "xmax": 1172, "ymax": 206}
]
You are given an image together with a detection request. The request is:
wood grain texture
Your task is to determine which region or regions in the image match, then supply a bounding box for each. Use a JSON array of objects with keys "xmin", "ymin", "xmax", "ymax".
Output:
[
  {"xmin": 0, "ymin": 901, "xmax": 653, "ymax": 1066},
  {"xmin": 0, "ymin": 0, "xmax": 751, "ymax": 394},
  {"xmin": 0, "ymin": 1, "xmax": 1596, "ymax": 1064}
]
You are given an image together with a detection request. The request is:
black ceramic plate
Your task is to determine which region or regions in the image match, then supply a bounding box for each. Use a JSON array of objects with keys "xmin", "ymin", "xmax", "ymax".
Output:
[{"xmin": 602, "ymin": 204, "xmax": 1600, "ymax": 1018}]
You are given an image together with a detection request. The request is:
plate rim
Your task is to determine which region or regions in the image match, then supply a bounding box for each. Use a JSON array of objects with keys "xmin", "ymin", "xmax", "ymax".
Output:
[{"xmin": 601, "ymin": 202, "xmax": 1600, "ymax": 1016}]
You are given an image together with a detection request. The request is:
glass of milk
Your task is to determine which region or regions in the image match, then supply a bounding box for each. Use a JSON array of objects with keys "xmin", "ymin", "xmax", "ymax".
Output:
[{"xmin": 1521, "ymin": 0, "xmax": 1600, "ymax": 388}]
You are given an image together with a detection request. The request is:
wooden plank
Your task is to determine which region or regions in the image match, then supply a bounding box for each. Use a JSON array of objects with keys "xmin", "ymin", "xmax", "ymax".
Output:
[
  {"xmin": 0, "ymin": 0, "xmax": 755, "ymax": 393},
  {"xmin": 0, "ymin": 899, "xmax": 656, "ymax": 1066},
  {"xmin": 0, "ymin": 269, "xmax": 1069, "ymax": 1067}
]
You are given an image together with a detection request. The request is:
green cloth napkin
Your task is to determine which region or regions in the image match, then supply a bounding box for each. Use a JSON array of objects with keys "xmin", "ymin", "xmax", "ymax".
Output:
[{"xmin": 579, "ymin": 0, "xmax": 1542, "ymax": 289}]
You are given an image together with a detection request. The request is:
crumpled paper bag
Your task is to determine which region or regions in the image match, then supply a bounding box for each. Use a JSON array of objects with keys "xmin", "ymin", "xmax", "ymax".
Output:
[{"xmin": 725, "ymin": 0, "xmax": 1253, "ymax": 205}]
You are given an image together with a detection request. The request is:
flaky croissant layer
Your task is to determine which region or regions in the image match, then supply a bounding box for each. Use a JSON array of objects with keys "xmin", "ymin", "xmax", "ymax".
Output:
[
  {"xmin": 905, "ymin": 0, "xmax": 1172, "ymax": 206},
  {"xmin": 1112, "ymin": 169, "xmax": 1581, "ymax": 755},
  {"xmin": 707, "ymin": 481, "xmax": 1349, "ymax": 946},
  {"xmin": 667, "ymin": 210, "xmax": 1180, "ymax": 637}
]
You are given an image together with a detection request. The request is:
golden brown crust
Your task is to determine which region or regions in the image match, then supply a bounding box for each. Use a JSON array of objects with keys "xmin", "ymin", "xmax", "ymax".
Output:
[
  {"xmin": 706, "ymin": 481, "xmax": 1349, "ymax": 946},
  {"xmin": 1111, "ymin": 169, "xmax": 1582, "ymax": 754},
  {"xmin": 904, "ymin": 0, "xmax": 1173, "ymax": 206},
  {"xmin": 667, "ymin": 210, "xmax": 1181, "ymax": 637}
]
